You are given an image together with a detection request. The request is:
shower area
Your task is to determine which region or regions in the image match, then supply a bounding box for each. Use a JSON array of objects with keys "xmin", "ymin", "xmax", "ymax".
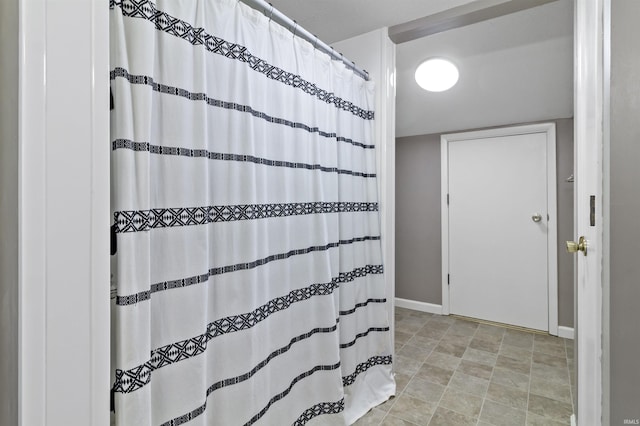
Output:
[{"xmin": 109, "ymin": 0, "xmax": 395, "ymax": 424}]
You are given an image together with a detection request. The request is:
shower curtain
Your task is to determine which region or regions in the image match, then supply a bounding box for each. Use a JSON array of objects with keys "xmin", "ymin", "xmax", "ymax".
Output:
[{"xmin": 110, "ymin": 0, "xmax": 395, "ymax": 424}]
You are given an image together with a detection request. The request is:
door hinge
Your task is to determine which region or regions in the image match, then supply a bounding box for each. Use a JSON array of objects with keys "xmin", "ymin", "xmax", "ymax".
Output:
[
  {"xmin": 446, "ymin": 194, "xmax": 449, "ymax": 205},
  {"xmin": 447, "ymin": 274, "xmax": 450, "ymax": 285}
]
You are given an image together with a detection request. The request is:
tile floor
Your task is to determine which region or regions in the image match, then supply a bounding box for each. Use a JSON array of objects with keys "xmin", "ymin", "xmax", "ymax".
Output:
[{"xmin": 355, "ymin": 307, "xmax": 575, "ymax": 426}]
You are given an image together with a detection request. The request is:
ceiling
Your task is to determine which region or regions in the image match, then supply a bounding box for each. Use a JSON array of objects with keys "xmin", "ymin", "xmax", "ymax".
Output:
[{"xmin": 268, "ymin": 0, "xmax": 574, "ymax": 137}]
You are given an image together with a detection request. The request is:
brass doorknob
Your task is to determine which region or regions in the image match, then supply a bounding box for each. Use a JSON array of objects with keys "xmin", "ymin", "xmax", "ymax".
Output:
[{"xmin": 566, "ymin": 236, "xmax": 587, "ymax": 256}]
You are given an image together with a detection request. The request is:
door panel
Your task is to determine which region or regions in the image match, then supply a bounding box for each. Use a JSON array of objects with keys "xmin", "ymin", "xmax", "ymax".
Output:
[{"xmin": 447, "ymin": 132, "xmax": 549, "ymax": 330}]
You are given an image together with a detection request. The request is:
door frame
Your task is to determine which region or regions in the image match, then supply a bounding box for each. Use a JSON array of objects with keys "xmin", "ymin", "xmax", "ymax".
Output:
[
  {"xmin": 440, "ymin": 123, "xmax": 559, "ymax": 335},
  {"xmin": 574, "ymin": 0, "xmax": 605, "ymax": 423}
]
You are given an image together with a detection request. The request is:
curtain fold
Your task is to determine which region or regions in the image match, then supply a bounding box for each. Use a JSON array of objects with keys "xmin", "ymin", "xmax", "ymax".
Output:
[{"xmin": 110, "ymin": 0, "xmax": 395, "ymax": 424}]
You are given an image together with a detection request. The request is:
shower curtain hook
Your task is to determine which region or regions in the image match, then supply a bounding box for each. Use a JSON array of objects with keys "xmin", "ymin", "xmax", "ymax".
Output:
[
  {"xmin": 292, "ymin": 20, "xmax": 298, "ymax": 38},
  {"xmin": 268, "ymin": 3, "xmax": 274, "ymax": 22},
  {"xmin": 313, "ymin": 34, "xmax": 318, "ymax": 50}
]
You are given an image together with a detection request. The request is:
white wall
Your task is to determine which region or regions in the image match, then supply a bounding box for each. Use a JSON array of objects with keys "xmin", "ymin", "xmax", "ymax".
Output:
[
  {"xmin": 18, "ymin": 1, "xmax": 110, "ymax": 424},
  {"xmin": 333, "ymin": 29, "xmax": 397, "ymax": 348},
  {"xmin": 0, "ymin": 0, "xmax": 19, "ymax": 423}
]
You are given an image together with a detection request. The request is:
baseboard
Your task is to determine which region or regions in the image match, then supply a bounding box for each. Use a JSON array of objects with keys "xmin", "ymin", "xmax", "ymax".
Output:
[
  {"xmin": 558, "ymin": 326, "xmax": 575, "ymax": 340},
  {"xmin": 395, "ymin": 298, "xmax": 442, "ymax": 315},
  {"xmin": 570, "ymin": 414, "xmax": 576, "ymax": 426}
]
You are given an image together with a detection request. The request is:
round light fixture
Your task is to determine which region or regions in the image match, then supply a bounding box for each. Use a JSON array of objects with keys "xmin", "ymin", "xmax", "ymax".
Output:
[{"xmin": 415, "ymin": 58, "xmax": 459, "ymax": 92}]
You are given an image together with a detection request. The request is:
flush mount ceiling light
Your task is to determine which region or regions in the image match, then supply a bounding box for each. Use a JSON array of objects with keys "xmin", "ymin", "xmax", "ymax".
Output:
[{"xmin": 415, "ymin": 58, "xmax": 459, "ymax": 92}]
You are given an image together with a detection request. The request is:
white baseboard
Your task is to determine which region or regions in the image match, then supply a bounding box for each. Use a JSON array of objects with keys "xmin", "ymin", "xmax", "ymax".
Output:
[
  {"xmin": 395, "ymin": 298, "xmax": 443, "ymax": 315},
  {"xmin": 558, "ymin": 326, "xmax": 575, "ymax": 340}
]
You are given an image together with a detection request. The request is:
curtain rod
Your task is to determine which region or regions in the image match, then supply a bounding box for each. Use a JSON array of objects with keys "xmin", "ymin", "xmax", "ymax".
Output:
[{"xmin": 239, "ymin": 0, "xmax": 369, "ymax": 81}]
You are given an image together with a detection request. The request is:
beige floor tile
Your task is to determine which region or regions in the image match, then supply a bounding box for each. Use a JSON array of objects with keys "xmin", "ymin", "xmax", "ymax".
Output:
[
  {"xmin": 414, "ymin": 364, "xmax": 454, "ymax": 386},
  {"xmin": 375, "ymin": 395, "xmax": 397, "ymax": 413},
  {"xmin": 447, "ymin": 324, "xmax": 478, "ymax": 338},
  {"xmin": 381, "ymin": 415, "xmax": 421, "ymax": 426},
  {"xmin": 398, "ymin": 344, "xmax": 434, "ymax": 363},
  {"xmin": 462, "ymin": 347, "xmax": 498, "ymax": 367},
  {"xmin": 485, "ymin": 382, "xmax": 528, "ymax": 410},
  {"xmin": 428, "ymin": 316, "xmax": 456, "ymax": 325},
  {"xmin": 403, "ymin": 377, "xmax": 446, "ymax": 403},
  {"xmin": 416, "ymin": 325, "xmax": 449, "ymax": 340},
  {"xmin": 533, "ymin": 333, "xmax": 566, "ymax": 347},
  {"xmin": 407, "ymin": 310, "xmax": 433, "ymax": 321},
  {"xmin": 395, "ymin": 354, "xmax": 424, "ymax": 376},
  {"xmin": 395, "ymin": 321, "xmax": 426, "ymax": 335},
  {"xmin": 395, "ymin": 331, "xmax": 414, "ymax": 345},
  {"xmin": 428, "ymin": 406, "xmax": 477, "ymax": 426},
  {"xmin": 479, "ymin": 400, "xmax": 526, "ymax": 426},
  {"xmin": 424, "ymin": 321, "xmax": 452, "ymax": 332},
  {"xmin": 433, "ymin": 341, "xmax": 467, "ymax": 358},
  {"xmin": 530, "ymin": 363, "xmax": 570, "ymax": 386},
  {"xmin": 468, "ymin": 337, "xmax": 502, "ymax": 353},
  {"xmin": 387, "ymin": 394, "xmax": 437, "ymax": 425},
  {"xmin": 394, "ymin": 372, "xmax": 413, "ymax": 394},
  {"xmin": 475, "ymin": 324, "xmax": 506, "ymax": 337},
  {"xmin": 526, "ymin": 412, "xmax": 571, "ymax": 425},
  {"xmin": 527, "ymin": 394, "xmax": 574, "ymax": 422},
  {"xmin": 499, "ymin": 344, "xmax": 533, "ymax": 359},
  {"xmin": 439, "ymin": 388, "xmax": 483, "ymax": 418},
  {"xmin": 490, "ymin": 367, "xmax": 530, "ymax": 392},
  {"xmin": 425, "ymin": 351, "xmax": 462, "ymax": 372},
  {"xmin": 441, "ymin": 332, "xmax": 473, "ymax": 347},
  {"xmin": 447, "ymin": 371, "xmax": 489, "ymax": 397},
  {"xmin": 376, "ymin": 311, "xmax": 575, "ymax": 426},
  {"xmin": 502, "ymin": 332, "xmax": 534, "ymax": 350},
  {"xmin": 406, "ymin": 335, "xmax": 439, "ymax": 352},
  {"xmin": 457, "ymin": 359, "xmax": 494, "ymax": 380},
  {"xmin": 529, "ymin": 375, "xmax": 572, "ymax": 404},
  {"xmin": 533, "ymin": 341, "xmax": 567, "ymax": 358},
  {"xmin": 495, "ymin": 354, "xmax": 531, "ymax": 375},
  {"xmin": 353, "ymin": 408, "xmax": 387, "ymax": 425},
  {"xmin": 504, "ymin": 329, "xmax": 534, "ymax": 340}
]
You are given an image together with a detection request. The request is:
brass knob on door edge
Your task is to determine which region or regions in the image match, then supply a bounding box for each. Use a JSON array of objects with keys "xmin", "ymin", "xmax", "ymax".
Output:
[{"xmin": 566, "ymin": 236, "xmax": 587, "ymax": 256}]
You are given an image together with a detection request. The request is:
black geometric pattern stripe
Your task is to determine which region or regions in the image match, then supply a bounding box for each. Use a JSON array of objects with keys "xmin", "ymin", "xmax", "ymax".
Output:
[
  {"xmin": 244, "ymin": 362, "xmax": 343, "ymax": 426},
  {"xmin": 339, "ymin": 327, "xmax": 391, "ymax": 349},
  {"xmin": 342, "ymin": 355, "xmax": 393, "ymax": 387},
  {"xmin": 112, "ymin": 139, "xmax": 377, "ymax": 178},
  {"xmin": 115, "ymin": 237, "xmax": 382, "ymax": 306},
  {"xmin": 114, "ymin": 201, "xmax": 378, "ymax": 234},
  {"xmin": 159, "ymin": 325, "xmax": 341, "ymax": 426},
  {"xmin": 109, "ymin": 0, "xmax": 374, "ymax": 119},
  {"xmin": 339, "ymin": 298, "xmax": 386, "ymax": 316},
  {"xmin": 110, "ymin": 68, "xmax": 375, "ymax": 149},
  {"xmin": 293, "ymin": 400, "xmax": 345, "ymax": 426},
  {"xmin": 113, "ymin": 264, "xmax": 383, "ymax": 394}
]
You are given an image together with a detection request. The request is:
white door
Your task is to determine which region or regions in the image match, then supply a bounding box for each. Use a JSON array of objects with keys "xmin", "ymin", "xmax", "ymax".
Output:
[{"xmin": 442, "ymin": 124, "xmax": 558, "ymax": 332}]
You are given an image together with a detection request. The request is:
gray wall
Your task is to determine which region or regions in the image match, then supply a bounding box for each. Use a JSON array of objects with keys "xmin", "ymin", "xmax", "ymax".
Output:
[
  {"xmin": 396, "ymin": 133, "xmax": 442, "ymax": 304},
  {"xmin": 0, "ymin": 0, "xmax": 19, "ymax": 424},
  {"xmin": 396, "ymin": 118, "xmax": 575, "ymax": 327},
  {"xmin": 609, "ymin": 0, "xmax": 640, "ymax": 423}
]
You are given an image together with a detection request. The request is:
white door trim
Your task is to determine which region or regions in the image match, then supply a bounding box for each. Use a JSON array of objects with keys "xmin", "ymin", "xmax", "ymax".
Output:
[
  {"xmin": 575, "ymin": 0, "xmax": 605, "ymax": 423},
  {"xmin": 440, "ymin": 123, "xmax": 558, "ymax": 335},
  {"xmin": 18, "ymin": 0, "xmax": 110, "ymax": 424}
]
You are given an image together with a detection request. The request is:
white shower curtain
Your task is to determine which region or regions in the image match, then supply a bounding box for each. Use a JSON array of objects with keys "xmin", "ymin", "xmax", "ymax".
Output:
[{"xmin": 110, "ymin": 0, "xmax": 395, "ymax": 424}]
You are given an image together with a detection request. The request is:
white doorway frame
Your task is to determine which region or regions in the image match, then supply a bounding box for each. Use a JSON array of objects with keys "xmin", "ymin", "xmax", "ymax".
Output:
[
  {"xmin": 440, "ymin": 123, "xmax": 559, "ymax": 335},
  {"xmin": 574, "ymin": 0, "xmax": 605, "ymax": 423}
]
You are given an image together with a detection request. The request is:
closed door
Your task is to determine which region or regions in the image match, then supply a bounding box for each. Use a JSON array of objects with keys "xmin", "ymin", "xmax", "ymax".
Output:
[{"xmin": 443, "ymin": 126, "xmax": 557, "ymax": 331}]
